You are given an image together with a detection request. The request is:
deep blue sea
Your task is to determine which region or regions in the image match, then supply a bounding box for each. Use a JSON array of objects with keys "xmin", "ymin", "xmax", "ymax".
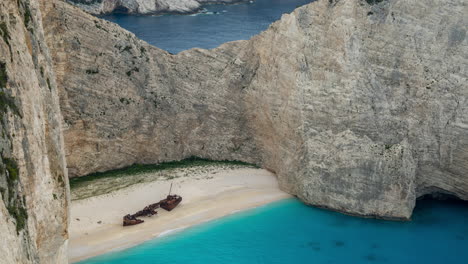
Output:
[
  {"xmin": 79, "ymin": 198, "xmax": 468, "ymax": 264},
  {"xmin": 102, "ymin": 0, "xmax": 314, "ymax": 54}
]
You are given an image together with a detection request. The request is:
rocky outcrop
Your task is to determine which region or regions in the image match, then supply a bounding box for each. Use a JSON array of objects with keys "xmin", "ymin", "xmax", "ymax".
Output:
[
  {"xmin": 65, "ymin": 0, "xmax": 249, "ymax": 15},
  {"xmin": 44, "ymin": 0, "xmax": 467, "ymax": 220},
  {"xmin": 0, "ymin": 0, "xmax": 69, "ymax": 263}
]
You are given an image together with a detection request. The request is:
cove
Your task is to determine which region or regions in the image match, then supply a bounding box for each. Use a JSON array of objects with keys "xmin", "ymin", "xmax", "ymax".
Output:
[
  {"xmin": 78, "ymin": 198, "xmax": 468, "ymax": 264},
  {"xmin": 102, "ymin": 0, "xmax": 314, "ymax": 54}
]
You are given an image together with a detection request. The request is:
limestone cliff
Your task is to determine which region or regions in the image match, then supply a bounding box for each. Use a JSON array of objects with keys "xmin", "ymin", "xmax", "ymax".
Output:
[
  {"xmin": 66, "ymin": 0, "xmax": 249, "ymax": 15},
  {"xmin": 0, "ymin": 0, "xmax": 69, "ymax": 263},
  {"xmin": 43, "ymin": 1, "xmax": 259, "ymax": 180},
  {"xmin": 44, "ymin": 0, "xmax": 467, "ymax": 220}
]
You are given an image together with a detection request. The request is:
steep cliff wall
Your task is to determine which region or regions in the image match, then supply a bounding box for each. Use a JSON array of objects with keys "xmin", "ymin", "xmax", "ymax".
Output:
[
  {"xmin": 246, "ymin": 0, "xmax": 467, "ymax": 219},
  {"xmin": 44, "ymin": 0, "xmax": 467, "ymax": 220},
  {"xmin": 65, "ymin": 0, "xmax": 248, "ymax": 15},
  {"xmin": 43, "ymin": 0, "xmax": 261, "ymax": 179},
  {"xmin": 0, "ymin": 0, "xmax": 69, "ymax": 263}
]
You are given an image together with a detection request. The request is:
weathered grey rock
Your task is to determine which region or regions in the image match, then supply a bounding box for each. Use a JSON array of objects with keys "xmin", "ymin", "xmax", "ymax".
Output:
[
  {"xmin": 0, "ymin": 0, "xmax": 69, "ymax": 263},
  {"xmin": 65, "ymin": 0, "xmax": 249, "ymax": 15},
  {"xmin": 44, "ymin": 0, "xmax": 467, "ymax": 220}
]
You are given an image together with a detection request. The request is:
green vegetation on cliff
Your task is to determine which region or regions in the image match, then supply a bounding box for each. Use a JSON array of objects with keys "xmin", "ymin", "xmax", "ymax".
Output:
[
  {"xmin": 1, "ymin": 156, "xmax": 28, "ymax": 233},
  {"xmin": 365, "ymin": 0, "xmax": 385, "ymax": 5},
  {"xmin": 0, "ymin": 22, "xmax": 13, "ymax": 60},
  {"xmin": 7, "ymin": 197, "xmax": 28, "ymax": 233},
  {"xmin": 0, "ymin": 61, "xmax": 7, "ymax": 88},
  {"xmin": 0, "ymin": 60, "xmax": 27, "ymax": 233},
  {"xmin": 70, "ymin": 157, "xmax": 257, "ymax": 200}
]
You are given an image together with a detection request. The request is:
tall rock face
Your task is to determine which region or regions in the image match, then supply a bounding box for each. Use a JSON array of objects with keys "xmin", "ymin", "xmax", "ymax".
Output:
[
  {"xmin": 0, "ymin": 0, "xmax": 69, "ymax": 263},
  {"xmin": 44, "ymin": 0, "xmax": 262, "ymax": 178},
  {"xmin": 247, "ymin": 0, "xmax": 467, "ymax": 219},
  {"xmin": 44, "ymin": 0, "xmax": 467, "ymax": 220}
]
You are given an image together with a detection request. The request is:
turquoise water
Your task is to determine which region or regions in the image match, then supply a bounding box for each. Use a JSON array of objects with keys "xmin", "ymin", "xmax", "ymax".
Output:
[
  {"xmin": 102, "ymin": 0, "xmax": 314, "ymax": 54},
  {"xmin": 79, "ymin": 198, "xmax": 468, "ymax": 264}
]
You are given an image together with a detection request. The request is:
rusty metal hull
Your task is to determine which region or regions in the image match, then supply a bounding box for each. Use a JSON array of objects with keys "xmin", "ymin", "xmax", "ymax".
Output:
[
  {"xmin": 123, "ymin": 214, "xmax": 145, "ymax": 226},
  {"xmin": 122, "ymin": 194, "xmax": 182, "ymax": 226},
  {"xmin": 160, "ymin": 195, "xmax": 182, "ymax": 211}
]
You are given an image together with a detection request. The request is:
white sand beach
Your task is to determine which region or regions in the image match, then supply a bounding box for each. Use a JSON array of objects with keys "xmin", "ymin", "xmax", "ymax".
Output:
[{"xmin": 68, "ymin": 168, "xmax": 290, "ymax": 263}]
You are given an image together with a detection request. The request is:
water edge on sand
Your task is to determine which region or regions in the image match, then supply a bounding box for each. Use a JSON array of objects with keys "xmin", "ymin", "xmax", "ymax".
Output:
[{"xmin": 77, "ymin": 197, "xmax": 468, "ymax": 264}]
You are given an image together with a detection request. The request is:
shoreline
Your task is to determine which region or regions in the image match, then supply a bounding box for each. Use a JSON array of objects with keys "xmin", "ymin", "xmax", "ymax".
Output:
[
  {"xmin": 68, "ymin": 168, "xmax": 290, "ymax": 263},
  {"xmin": 71, "ymin": 0, "xmax": 254, "ymax": 17}
]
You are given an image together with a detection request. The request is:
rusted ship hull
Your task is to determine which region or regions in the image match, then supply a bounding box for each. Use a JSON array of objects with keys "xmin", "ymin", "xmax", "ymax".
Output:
[
  {"xmin": 160, "ymin": 195, "xmax": 182, "ymax": 211},
  {"xmin": 122, "ymin": 193, "xmax": 182, "ymax": 226},
  {"xmin": 133, "ymin": 203, "xmax": 159, "ymax": 218},
  {"xmin": 123, "ymin": 214, "xmax": 144, "ymax": 226}
]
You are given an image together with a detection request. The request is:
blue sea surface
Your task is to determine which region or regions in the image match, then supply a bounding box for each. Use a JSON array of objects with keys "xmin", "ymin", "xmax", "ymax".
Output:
[
  {"xmin": 79, "ymin": 198, "xmax": 468, "ymax": 264},
  {"xmin": 102, "ymin": 0, "xmax": 314, "ymax": 54}
]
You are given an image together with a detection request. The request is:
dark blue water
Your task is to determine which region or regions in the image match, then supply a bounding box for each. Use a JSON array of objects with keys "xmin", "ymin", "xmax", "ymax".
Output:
[
  {"xmin": 102, "ymin": 0, "xmax": 314, "ymax": 53},
  {"xmin": 79, "ymin": 198, "xmax": 468, "ymax": 264}
]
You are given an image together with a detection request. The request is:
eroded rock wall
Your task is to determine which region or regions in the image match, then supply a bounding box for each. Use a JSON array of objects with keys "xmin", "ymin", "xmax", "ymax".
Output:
[
  {"xmin": 43, "ymin": 0, "xmax": 261, "ymax": 178},
  {"xmin": 0, "ymin": 0, "xmax": 69, "ymax": 263},
  {"xmin": 45, "ymin": 0, "xmax": 467, "ymax": 220}
]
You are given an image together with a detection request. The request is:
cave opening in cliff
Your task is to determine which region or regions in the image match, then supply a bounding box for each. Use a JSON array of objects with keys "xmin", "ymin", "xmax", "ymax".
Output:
[
  {"xmin": 113, "ymin": 5, "xmax": 130, "ymax": 14},
  {"xmin": 414, "ymin": 191, "xmax": 468, "ymax": 217},
  {"xmin": 417, "ymin": 192, "xmax": 466, "ymax": 203}
]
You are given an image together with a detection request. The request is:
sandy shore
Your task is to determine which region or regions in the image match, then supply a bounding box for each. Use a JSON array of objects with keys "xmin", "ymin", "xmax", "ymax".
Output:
[{"xmin": 68, "ymin": 168, "xmax": 290, "ymax": 263}]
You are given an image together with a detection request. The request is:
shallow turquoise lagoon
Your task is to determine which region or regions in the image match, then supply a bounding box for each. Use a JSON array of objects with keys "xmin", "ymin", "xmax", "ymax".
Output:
[{"xmin": 79, "ymin": 198, "xmax": 468, "ymax": 264}]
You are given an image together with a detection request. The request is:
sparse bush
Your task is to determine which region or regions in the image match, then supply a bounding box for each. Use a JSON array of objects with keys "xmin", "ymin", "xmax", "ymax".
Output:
[
  {"xmin": 70, "ymin": 157, "xmax": 257, "ymax": 190},
  {"xmin": 0, "ymin": 61, "xmax": 7, "ymax": 88},
  {"xmin": 365, "ymin": 0, "xmax": 385, "ymax": 5},
  {"xmin": 86, "ymin": 69, "xmax": 99, "ymax": 74}
]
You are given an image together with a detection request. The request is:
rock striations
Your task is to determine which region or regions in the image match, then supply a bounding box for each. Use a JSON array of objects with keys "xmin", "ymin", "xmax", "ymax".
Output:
[
  {"xmin": 0, "ymin": 0, "xmax": 69, "ymax": 263},
  {"xmin": 65, "ymin": 0, "xmax": 249, "ymax": 15},
  {"xmin": 43, "ymin": 0, "xmax": 467, "ymax": 220}
]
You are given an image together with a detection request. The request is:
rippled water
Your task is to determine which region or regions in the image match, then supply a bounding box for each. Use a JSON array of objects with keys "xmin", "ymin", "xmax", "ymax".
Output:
[
  {"xmin": 102, "ymin": 0, "xmax": 314, "ymax": 53},
  {"xmin": 79, "ymin": 198, "xmax": 468, "ymax": 264}
]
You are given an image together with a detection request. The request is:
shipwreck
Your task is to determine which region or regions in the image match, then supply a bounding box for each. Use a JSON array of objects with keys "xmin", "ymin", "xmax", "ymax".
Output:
[{"xmin": 123, "ymin": 183, "xmax": 183, "ymax": 226}]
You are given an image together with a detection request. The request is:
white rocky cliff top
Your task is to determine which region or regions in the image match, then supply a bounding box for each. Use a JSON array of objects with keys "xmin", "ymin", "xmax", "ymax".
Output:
[{"xmin": 66, "ymin": 0, "xmax": 249, "ymax": 15}]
